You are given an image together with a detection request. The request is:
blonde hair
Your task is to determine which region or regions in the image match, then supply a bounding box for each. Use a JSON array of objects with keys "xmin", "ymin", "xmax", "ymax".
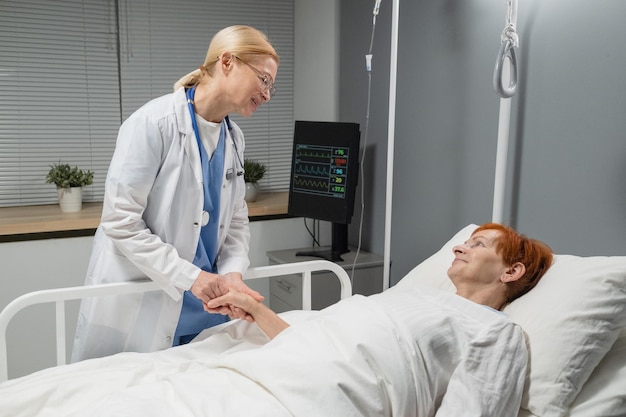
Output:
[{"xmin": 174, "ymin": 25, "xmax": 279, "ymax": 90}]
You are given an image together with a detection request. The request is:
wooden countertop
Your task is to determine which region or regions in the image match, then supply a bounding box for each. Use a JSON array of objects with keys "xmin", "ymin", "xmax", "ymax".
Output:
[
  {"xmin": 0, "ymin": 192, "xmax": 289, "ymax": 239},
  {"xmin": 245, "ymin": 191, "xmax": 290, "ymax": 219}
]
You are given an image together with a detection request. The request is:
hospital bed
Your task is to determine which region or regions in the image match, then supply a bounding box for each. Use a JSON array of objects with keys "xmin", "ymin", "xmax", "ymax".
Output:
[
  {"xmin": 0, "ymin": 259, "xmax": 352, "ymax": 382},
  {"xmin": 0, "ymin": 226, "xmax": 625, "ymax": 417}
]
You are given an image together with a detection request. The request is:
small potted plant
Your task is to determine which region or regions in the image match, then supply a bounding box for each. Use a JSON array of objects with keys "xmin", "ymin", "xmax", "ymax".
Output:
[
  {"xmin": 45, "ymin": 162, "xmax": 94, "ymax": 212},
  {"xmin": 243, "ymin": 159, "xmax": 266, "ymax": 203}
]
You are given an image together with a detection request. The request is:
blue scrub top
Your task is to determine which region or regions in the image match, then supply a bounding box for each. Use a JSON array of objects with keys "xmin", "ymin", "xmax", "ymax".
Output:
[{"xmin": 173, "ymin": 87, "xmax": 229, "ymax": 345}]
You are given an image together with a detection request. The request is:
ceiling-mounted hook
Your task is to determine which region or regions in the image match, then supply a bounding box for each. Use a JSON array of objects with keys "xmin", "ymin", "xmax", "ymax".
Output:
[
  {"xmin": 493, "ymin": 38, "xmax": 518, "ymax": 98},
  {"xmin": 494, "ymin": 0, "xmax": 519, "ymax": 98}
]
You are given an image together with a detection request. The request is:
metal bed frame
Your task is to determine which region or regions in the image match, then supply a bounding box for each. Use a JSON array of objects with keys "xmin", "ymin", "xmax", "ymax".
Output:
[{"xmin": 0, "ymin": 260, "xmax": 352, "ymax": 382}]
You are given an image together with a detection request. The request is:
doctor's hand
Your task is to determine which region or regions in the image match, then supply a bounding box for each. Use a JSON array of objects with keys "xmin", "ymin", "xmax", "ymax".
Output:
[
  {"xmin": 222, "ymin": 272, "xmax": 264, "ymax": 301},
  {"xmin": 189, "ymin": 271, "xmax": 264, "ymax": 318},
  {"xmin": 206, "ymin": 289, "xmax": 260, "ymax": 323},
  {"xmin": 220, "ymin": 272, "xmax": 264, "ymax": 320},
  {"xmin": 190, "ymin": 271, "xmax": 229, "ymax": 312}
]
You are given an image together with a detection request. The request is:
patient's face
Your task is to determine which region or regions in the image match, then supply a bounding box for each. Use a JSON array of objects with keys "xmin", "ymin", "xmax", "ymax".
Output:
[{"xmin": 447, "ymin": 229, "xmax": 508, "ymax": 287}]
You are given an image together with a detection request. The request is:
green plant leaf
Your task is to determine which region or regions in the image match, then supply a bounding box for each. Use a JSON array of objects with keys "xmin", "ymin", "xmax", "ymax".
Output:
[
  {"xmin": 45, "ymin": 161, "xmax": 94, "ymax": 188},
  {"xmin": 243, "ymin": 159, "xmax": 266, "ymax": 183}
]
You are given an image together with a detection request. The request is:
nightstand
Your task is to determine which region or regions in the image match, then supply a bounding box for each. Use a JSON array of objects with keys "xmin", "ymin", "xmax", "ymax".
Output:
[{"xmin": 267, "ymin": 247, "xmax": 384, "ymax": 312}]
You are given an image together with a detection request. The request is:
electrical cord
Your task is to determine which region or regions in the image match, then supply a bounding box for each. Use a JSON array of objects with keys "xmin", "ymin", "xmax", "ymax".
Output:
[{"xmin": 303, "ymin": 217, "xmax": 321, "ymax": 247}]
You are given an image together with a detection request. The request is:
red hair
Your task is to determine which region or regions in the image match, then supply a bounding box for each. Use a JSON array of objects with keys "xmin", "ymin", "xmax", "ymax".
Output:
[{"xmin": 473, "ymin": 223, "xmax": 553, "ymax": 303}]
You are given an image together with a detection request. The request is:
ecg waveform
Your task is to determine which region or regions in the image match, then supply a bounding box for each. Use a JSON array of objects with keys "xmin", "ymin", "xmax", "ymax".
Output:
[{"xmin": 293, "ymin": 144, "xmax": 349, "ymax": 198}]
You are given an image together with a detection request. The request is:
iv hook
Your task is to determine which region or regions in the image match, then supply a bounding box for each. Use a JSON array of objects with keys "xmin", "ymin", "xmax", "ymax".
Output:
[
  {"xmin": 493, "ymin": 0, "xmax": 519, "ymax": 98},
  {"xmin": 493, "ymin": 38, "xmax": 518, "ymax": 98}
]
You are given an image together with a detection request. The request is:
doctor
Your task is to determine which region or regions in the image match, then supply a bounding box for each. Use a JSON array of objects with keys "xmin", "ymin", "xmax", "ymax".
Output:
[{"xmin": 71, "ymin": 25, "xmax": 279, "ymax": 361}]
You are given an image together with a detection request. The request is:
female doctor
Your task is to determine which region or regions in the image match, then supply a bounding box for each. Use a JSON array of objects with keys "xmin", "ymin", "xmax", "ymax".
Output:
[{"xmin": 71, "ymin": 25, "xmax": 279, "ymax": 362}]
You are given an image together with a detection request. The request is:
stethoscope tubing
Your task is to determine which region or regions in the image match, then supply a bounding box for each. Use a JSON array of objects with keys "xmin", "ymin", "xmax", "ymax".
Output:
[{"xmin": 185, "ymin": 86, "xmax": 244, "ymax": 176}]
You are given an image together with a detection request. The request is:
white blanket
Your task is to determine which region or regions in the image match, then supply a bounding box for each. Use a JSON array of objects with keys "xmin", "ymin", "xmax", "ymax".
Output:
[{"xmin": 0, "ymin": 288, "xmax": 526, "ymax": 417}]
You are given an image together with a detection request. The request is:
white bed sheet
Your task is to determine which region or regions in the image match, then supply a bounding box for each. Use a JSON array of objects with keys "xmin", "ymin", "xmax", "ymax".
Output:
[
  {"xmin": 0, "ymin": 310, "xmax": 288, "ymax": 417},
  {"xmin": 0, "ymin": 289, "xmax": 526, "ymax": 417}
]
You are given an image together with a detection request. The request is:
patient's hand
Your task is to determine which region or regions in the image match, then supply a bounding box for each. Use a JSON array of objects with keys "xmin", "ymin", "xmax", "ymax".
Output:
[
  {"xmin": 207, "ymin": 290, "xmax": 290, "ymax": 339},
  {"xmin": 219, "ymin": 273, "xmax": 264, "ymax": 320},
  {"xmin": 206, "ymin": 289, "xmax": 260, "ymax": 322},
  {"xmin": 190, "ymin": 271, "xmax": 264, "ymax": 319}
]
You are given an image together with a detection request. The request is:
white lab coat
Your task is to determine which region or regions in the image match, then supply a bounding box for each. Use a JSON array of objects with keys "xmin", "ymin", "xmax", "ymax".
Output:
[{"xmin": 71, "ymin": 88, "xmax": 250, "ymax": 362}]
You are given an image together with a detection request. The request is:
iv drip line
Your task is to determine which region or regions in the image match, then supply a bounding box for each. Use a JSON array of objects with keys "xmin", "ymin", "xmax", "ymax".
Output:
[{"xmin": 349, "ymin": 0, "xmax": 382, "ymax": 279}]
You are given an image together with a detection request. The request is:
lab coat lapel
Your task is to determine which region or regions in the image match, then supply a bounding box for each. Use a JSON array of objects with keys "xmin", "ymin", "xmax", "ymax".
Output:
[{"xmin": 174, "ymin": 87, "xmax": 203, "ymax": 183}]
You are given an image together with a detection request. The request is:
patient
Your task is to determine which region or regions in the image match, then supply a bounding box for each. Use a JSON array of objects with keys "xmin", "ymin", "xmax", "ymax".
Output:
[
  {"xmin": 204, "ymin": 222, "xmax": 553, "ymax": 415},
  {"xmin": 209, "ymin": 222, "xmax": 553, "ymax": 336},
  {"xmin": 0, "ymin": 223, "xmax": 552, "ymax": 417}
]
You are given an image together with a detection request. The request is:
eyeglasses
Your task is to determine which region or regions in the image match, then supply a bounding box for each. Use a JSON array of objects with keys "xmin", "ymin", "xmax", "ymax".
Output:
[{"xmin": 233, "ymin": 55, "xmax": 276, "ymax": 96}]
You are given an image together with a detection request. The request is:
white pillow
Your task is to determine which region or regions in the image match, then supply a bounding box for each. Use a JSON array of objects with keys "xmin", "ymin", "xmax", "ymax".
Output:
[
  {"xmin": 396, "ymin": 224, "xmax": 626, "ymax": 417},
  {"xmin": 567, "ymin": 328, "xmax": 626, "ymax": 417},
  {"xmin": 506, "ymin": 254, "xmax": 626, "ymax": 416},
  {"xmin": 394, "ymin": 224, "xmax": 475, "ymax": 291}
]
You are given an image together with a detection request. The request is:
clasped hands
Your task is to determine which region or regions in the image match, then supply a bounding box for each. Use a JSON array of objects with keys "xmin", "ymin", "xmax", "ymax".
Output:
[{"xmin": 190, "ymin": 270, "xmax": 263, "ymax": 322}]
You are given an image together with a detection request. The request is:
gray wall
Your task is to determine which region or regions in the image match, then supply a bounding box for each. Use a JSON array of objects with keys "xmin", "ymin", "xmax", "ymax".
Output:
[{"xmin": 341, "ymin": 0, "xmax": 626, "ymax": 286}]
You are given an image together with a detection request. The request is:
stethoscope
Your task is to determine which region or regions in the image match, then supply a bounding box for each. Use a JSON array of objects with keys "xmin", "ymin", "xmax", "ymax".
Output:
[
  {"xmin": 185, "ymin": 86, "xmax": 244, "ymax": 181},
  {"xmin": 186, "ymin": 86, "xmax": 244, "ymax": 227}
]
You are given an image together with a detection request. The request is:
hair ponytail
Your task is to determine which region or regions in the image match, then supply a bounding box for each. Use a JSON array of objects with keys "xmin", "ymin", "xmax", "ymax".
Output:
[{"xmin": 173, "ymin": 68, "xmax": 204, "ymax": 91}]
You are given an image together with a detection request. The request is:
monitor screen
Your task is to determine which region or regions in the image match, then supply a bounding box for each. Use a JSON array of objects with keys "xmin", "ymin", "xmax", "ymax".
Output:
[{"xmin": 288, "ymin": 120, "xmax": 361, "ymax": 261}]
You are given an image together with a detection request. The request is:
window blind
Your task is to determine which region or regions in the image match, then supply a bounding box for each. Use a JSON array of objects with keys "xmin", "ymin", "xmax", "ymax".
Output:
[
  {"xmin": 0, "ymin": 0, "xmax": 294, "ymax": 207},
  {"xmin": 0, "ymin": 0, "xmax": 120, "ymax": 206},
  {"xmin": 119, "ymin": 0, "xmax": 294, "ymax": 192}
]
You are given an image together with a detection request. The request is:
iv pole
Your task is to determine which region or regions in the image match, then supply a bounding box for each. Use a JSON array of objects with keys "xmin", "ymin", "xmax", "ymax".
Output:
[
  {"xmin": 383, "ymin": 0, "xmax": 517, "ymax": 287},
  {"xmin": 492, "ymin": 0, "xmax": 519, "ymax": 223},
  {"xmin": 382, "ymin": 0, "xmax": 399, "ymax": 290}
]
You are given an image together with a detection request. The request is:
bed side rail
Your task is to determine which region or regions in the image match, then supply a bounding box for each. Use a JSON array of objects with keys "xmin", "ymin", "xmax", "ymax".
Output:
[{"xmin": 0, "ymin": 260, "xmax": 351, "ymax": 382}]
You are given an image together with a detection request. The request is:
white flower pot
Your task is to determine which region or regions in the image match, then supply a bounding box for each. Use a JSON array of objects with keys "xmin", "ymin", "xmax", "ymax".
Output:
[
  {"xmin": 244, "ymin": 182, "xmax": 260, "ymax": 203},
  {"xmin": 57, "ymin": 186, "xmax": 83, "ymax": 213}
]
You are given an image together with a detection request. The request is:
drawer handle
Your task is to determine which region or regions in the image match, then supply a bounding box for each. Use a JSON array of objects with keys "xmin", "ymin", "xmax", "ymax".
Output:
[{"xmin": 276, "ymin": 280, "xmax": 292, "ymax": 293}]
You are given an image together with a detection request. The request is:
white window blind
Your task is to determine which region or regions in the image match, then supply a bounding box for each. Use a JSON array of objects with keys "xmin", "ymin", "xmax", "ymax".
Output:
[
  {"xmin": 0, "ymin": 0, "xmax": 294, "ymax": 207},
  {"xmin": 119, "ymin": 0, "xmax": 294, "ymax": 192},
  {"xmin": 0, "ymin": 0, "xmax": 120, "ymax": 206}
]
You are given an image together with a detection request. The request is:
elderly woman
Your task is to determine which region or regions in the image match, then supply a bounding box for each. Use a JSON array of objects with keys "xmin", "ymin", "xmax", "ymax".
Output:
[
  {"xmin": 0, "ymin": 223, "xmax": 552, "ymax": 417},
  {"xmin": 212, "ymin": 222, "xmax": 553, "ymax": 335},
  {"xmin": 204, "ymin": 222, "xmax": 553, "ymax": 416}
]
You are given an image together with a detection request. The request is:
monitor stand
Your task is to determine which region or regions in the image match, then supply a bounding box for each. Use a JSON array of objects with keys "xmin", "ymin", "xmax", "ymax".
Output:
[{"xmin": 295, "ymin": 223, "xmax": 349, "ymax": 262}]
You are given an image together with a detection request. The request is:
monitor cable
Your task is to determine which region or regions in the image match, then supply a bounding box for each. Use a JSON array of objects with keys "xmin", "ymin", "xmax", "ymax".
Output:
[{"xmin": 303, "ymin": 217, "xmax": 321, "ymax": 247}]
